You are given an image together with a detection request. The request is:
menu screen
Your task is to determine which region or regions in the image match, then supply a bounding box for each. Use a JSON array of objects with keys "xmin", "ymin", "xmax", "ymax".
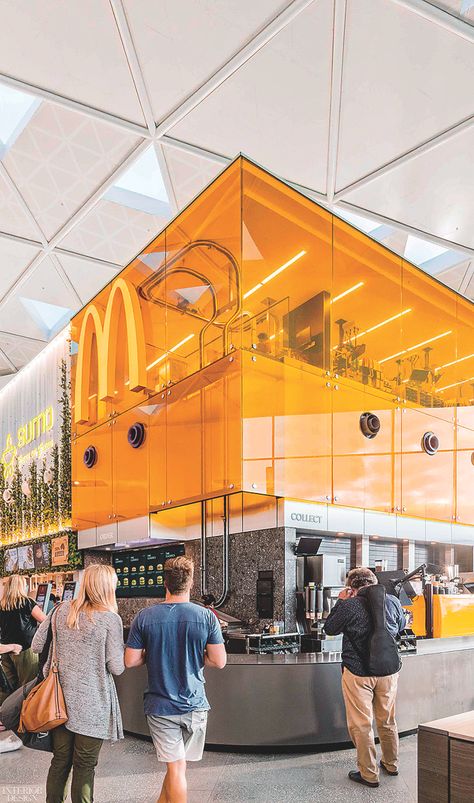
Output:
[
  {"xmin": 4, "ymin": 547, "xmax": 19, "ymax": 573},
  {"xmin": 113, "ymin": 544, "xmax": 185, "ymax": 598}
]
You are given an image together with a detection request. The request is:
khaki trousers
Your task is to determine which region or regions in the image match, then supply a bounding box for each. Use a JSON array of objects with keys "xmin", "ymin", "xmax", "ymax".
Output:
[{"xmin": 342, "ymin": 668, "xmax": 399, "ymax": 783}]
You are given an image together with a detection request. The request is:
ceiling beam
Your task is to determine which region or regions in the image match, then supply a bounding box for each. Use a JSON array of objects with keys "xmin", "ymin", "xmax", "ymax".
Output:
[
  {"xmin": 334, "ymin": 114, "xmax": 474, "ymax": 201},
  {"xmin": 0, "ymin": 73, "xmax": 150, "ymax": 139},
  {"xmin": 0, "ymin": 162, "xmax": 48, "ymax": 247},
  {"xmin": 0, "ymin": 330, "xmax": 47, "ymax": 344},
  {"xmin": 335, "ymin": 198, "xmax": 474, "ymax": 258},
  {"xmin": 0, "ymin": 230, "xmax": 43, "ymax": 250},
  {"xmin": 161, "ymin": 135, "xmax": 230, "ymax": 165},
  {"xmin": 326, "ymin": 0, "xmax": 347, "ymax": 203},
  {"xmin": 54, "ymin": 247, "xmax": 122, "ymax": 272},
  {"xmin": 49, "ymin": 252, "xmax": 84, "ymax": 307},
  {"xmin": 109, "ymin": 0, "xmax": 156, "ymax": 136},
  {"xmin": 0, "ymin": 346, "xmax": 17, "ymax": 373},
  {"xmin": 390, "ymin": 0, "xmax": 474, "ymax": 43},
  {"xmin": 154, "ymin": 0, "xmax": 316, "ymax": 137}
]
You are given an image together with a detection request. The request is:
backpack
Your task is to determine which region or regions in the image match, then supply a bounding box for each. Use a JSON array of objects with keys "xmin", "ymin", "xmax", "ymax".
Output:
[{"xmin": 348, "ymin": 585, "xmax": 401, "ymax": 677}]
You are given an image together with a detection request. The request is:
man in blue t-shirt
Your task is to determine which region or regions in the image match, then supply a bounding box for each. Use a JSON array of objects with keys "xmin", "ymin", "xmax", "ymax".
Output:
[{"xmin": 125, "ymin": 556, "xmax": 226, "ymax": 803}]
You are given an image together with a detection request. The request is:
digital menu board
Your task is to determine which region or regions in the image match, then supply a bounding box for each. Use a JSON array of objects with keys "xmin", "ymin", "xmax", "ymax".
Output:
[
  {"xmin": 113, "ymin": 544, "xmax": 185, "ymax": 598},
  {"xmin": 4, "ymin": 547, "xmax": 19, "ymax": 573},
  {"xmin": 33, "ymin": 542, "xmax": 50, "ymax": 570},
  {"xmin": 17, "ymin": 545, "xmax": 35, "ymax": 570}
]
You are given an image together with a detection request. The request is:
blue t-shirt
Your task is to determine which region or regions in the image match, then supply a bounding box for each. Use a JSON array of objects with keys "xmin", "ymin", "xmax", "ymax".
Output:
[{"xmin": 126, "ymin": 602, "xmax": 224, "ymax": 716}]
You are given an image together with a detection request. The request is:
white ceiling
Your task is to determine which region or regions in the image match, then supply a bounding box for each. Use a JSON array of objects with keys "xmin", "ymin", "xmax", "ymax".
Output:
[{"xmin": 0, "ymin": 0, "xmax": 472, "ymax": 389}]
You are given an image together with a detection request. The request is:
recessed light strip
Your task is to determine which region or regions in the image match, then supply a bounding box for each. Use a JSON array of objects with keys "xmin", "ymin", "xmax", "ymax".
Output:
[
  {"xmin": 330, "ymin": 281, "xmax": 364, "ymax": 304},
  {"xmin": 435, "ymin": 352, "xmax": 474, "ymax": 373},
  {"xmin": 334, "ymin": 308, "xmax": 412, "ymax": 349},
  {"xmin": 146, "ymin": 333, "xmax": 195, "ymax": 371},
  {"xmin": 379, "ymin": 330, "xmax": 452, "ymax": 365},
  {"xmin": 243, "ymin": 250, "xmax": 306, "ymax": 300},
  {"xmin": 436, "ymin": 375, "xmax": 474, "ymax": 393}
]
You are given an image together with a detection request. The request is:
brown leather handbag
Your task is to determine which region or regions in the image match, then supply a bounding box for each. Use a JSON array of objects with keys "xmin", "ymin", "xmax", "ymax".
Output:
[{"xmin": 19, "ymin": 605, "xmax": 68, "ymax": 733}]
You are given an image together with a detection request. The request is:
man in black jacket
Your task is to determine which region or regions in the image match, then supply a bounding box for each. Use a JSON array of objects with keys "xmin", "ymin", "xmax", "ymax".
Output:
[{"xmin": 324, "ymin": 567, "xmax": 406, "ymax": 788}]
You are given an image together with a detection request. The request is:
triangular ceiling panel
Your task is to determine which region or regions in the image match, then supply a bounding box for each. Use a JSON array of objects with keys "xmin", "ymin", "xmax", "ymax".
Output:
[
  {"xmin": 3, "ymin": 102, "xmax": 140, "ymax": 239},
  {"xmin": 0, "ymin": 1, "xmax": 145, "ymax": 124},
  {"xmin": 162, "ymin": 144, "xmax": 223, "ymax": 210},
  {"xmin": 167, "ymin": 1, "xmax": 333, "ymax": 192},
  {"xmin": 55, "ymin": 252, "xmax": 119, "ymax": 306},
  {"xmin": 0, "ymin": 236, "xmax": 40, "ymax": 296},
  {"xmin": 336, "ymin": 0, "xmax": 474, "ymax": 191},
  {"xmin": 124, "ymin": 0, "xmax": 292, "ymax": 121}
]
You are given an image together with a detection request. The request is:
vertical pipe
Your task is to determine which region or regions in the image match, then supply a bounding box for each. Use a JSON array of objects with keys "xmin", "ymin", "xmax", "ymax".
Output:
[{"xmin": 215, "ymin": 494, "xmax": 229, "ymax": 608}]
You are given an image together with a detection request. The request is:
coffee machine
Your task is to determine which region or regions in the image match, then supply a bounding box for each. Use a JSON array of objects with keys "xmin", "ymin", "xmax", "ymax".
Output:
[{"xmin": 295, "ymin": 538, "xmax": 346, "ymax": 653}]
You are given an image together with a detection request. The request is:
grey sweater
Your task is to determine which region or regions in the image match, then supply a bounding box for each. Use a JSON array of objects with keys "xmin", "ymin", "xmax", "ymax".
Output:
[{"xmin": 31, "ymin": 601, "xmax": 125, "ymax": 741}]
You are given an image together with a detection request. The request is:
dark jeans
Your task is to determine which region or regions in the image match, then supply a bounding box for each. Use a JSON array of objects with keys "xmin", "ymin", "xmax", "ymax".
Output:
[{"xmin": 46, "ymin": 725, "xmax": 103, "ymax": 803}]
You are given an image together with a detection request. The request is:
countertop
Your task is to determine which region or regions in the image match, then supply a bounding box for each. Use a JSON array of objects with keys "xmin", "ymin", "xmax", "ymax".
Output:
[{"xmin": 420, "ymin": 711, "xmax": 474, "ymax": 742}]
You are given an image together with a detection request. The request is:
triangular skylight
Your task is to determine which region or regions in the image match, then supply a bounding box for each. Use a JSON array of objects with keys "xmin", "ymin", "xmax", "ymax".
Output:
[
  {"xmin": 0, "ymin": 84, "xmax": 40, "ymax": 155},
  {"xmin": 404, "ymin": 235, "xmax": 448, "ymax": 266},
  {"xmin": 243, "ymin": 223, "xmax": 263, "ymax": 260},
  {"xmin": 336, "ymin": 209, "xmax": 380, "ymax": 235},
  {"xmin": 20, "ymin": 297, "xmax": 73, "ymax": 338},
  {"xmin": 104, "ymin": 145, "xmax": 172, "ymax": 216}
]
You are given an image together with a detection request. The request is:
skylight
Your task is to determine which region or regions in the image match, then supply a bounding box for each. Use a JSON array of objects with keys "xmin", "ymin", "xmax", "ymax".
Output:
[
  {"xmin": 336, "ymin": 209, "xmax": 380, "ymax": 235},
  {"xmin": 0, "ymin": 83, "xmax": 40, "ymax": 155},
  {"xmin": 104, "ymin": 145, "xmax": 172, "ymax": 216},
  {"xmin": 20, "ymin": 297, "xmax": 73, "ymax": 338},
  {"xmin": 404, "ymin": 235, "xmax": 448, "ymax": 266}
]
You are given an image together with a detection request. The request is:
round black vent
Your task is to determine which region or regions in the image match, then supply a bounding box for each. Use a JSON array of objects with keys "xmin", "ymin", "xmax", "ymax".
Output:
[
  {"xmin": 421, "ymin": 432, "xmax": 439, "ymax": 456},
  {"xmin": 360, "ymin": 412, "xmax": 381, "ymax": 439},
  {"xmin": 128, "ymin": 422, "xmax": 146, "ymax": 449},
  {"xmin": 83, "ymin": 445, "xmax": 97, "ymax": 469},
  {"xmin": 471, "ymin": 452, "xmax": 474, "ymax": 467}
]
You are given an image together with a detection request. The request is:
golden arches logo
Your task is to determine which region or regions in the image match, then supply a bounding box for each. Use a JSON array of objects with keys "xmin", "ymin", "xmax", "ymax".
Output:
[{"xmin": 74, "ymin": 278, "xmax": 149, "ymax": 424}]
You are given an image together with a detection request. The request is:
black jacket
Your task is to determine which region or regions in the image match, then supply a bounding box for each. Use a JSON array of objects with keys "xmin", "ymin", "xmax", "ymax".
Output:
[{"xmin": 324, "ymin": 590, "xmax": 407, "ymax": 676}]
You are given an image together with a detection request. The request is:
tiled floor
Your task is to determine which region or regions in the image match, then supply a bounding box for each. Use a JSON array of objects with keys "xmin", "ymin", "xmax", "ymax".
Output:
[{"xmin": 1, "ymin": 732, "xmax": 417, "ymax": 802}]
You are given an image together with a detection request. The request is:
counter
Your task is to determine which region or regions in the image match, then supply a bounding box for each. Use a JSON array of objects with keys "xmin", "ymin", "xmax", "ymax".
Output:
[
  {"xmin": 418, "ymin": 710, "xmax": 474, "ymax": 803},
  {"xmin": 115, "ymin": 636, "xmax": 474, "ymax": 750}
]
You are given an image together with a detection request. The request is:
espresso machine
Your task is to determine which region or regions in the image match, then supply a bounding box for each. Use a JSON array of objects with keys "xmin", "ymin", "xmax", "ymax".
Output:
[{"xmin": 295, "ymin": 539, "xmax": 346, "ymax": 653}]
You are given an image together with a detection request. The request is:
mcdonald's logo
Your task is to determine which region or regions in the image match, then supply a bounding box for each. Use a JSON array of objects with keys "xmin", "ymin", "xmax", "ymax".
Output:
[{"xmin": 74, "ymin": 277, "xmax": 149, "ymax": 424}]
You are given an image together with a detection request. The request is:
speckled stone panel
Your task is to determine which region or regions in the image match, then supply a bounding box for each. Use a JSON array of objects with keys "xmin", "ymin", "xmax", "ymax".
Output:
[{"xmin": 83, "ymin": 527, "xmax": 298, "ymax": 630}]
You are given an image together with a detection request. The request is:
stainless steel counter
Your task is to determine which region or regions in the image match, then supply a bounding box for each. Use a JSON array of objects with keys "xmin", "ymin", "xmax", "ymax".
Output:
[{"xmin": 115, "ymin": 638, "xmax": 474, "ymax": 749}]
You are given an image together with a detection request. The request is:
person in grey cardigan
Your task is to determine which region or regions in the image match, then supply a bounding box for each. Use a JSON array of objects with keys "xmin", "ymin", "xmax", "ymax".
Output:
[{"xmin": 32, "ymin": 564, "xmax": 125, "ymax": 803}]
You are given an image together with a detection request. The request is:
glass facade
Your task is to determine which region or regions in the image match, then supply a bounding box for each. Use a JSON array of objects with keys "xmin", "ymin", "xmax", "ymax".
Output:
[{"xmin": 71, "ymin": 157, "xmax": 474, "ymax": 530}]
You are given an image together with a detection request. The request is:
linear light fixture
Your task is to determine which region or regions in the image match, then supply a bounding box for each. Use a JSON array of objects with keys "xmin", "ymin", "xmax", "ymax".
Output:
[
  {"xmin": 330, "ymin": 281, "xmax": 364, "ymax": 304},
  {"xmin": 435, "ymin": 352, "xmax": 474, "ymax": 373},
  {"xmin": 379, "ymin": 330, "xmax": 452, "ymax": 365},
  {"xmin": 146, "ymin": 333, "xmax": 195, "ymax": 371},
  {"xmin": 436, "ymin": 375, "xmax": 474, "ymax": 393},
  {"xmin": 334, "ymin": 308, "xmax": 412, "ymax": 349},
  {"xmin": 243, "ymin": 250, "xmax": 306, "ymax": 300}
]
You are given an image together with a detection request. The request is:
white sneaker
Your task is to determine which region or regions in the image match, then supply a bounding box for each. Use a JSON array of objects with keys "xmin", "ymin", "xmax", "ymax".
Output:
[{"xmin": 0, "ymin": 731, "xmax": 23, "ymax": 753}]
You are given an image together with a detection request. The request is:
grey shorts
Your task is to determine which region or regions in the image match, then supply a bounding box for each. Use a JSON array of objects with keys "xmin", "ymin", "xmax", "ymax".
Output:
[{"xmin": 147, "ymin": 710, "xmax": 208, "ymax": 763}]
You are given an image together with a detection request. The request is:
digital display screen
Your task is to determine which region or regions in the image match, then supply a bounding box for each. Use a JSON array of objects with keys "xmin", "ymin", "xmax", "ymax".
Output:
[
  {"xmin": 35, "ymin": 582, "xmax": 50, "ymax": 611},
  {"xmin": 33, "ymin": 542, "xmax": 50, "ymax": 570},
  {"xmin": 113, "ymin": 544, "xmax": 185, "ymax": 598},
  {"xmin": 4, "ymin": 547, "xmax": 19, "ymax": 573},
  {"xmin": 17, "ymin": 545, "xmax": 35, "ymax": 571},
  {"xmin": 62, "ymin": 582, "xmax": 77, "ymax": 601}
]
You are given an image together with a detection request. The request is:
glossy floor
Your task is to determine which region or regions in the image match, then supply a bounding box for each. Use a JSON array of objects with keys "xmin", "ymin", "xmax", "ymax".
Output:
[{"xmin": 1, "ymin": 733, "xmax": 417, "ymax": 802}]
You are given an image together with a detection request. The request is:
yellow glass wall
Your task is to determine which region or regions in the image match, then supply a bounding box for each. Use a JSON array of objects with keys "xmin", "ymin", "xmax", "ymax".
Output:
[{"xmin": 71, "ymin": 156, "xmax": 474, "ymax": 530}]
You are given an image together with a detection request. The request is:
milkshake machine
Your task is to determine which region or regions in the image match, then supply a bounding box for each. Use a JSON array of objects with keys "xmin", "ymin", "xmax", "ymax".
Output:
[{"xmin": 295, "ymin": 538, "xmax": 346, "ymax": 653}]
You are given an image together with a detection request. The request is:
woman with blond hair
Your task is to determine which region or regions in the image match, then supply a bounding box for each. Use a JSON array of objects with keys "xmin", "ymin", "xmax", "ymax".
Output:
[
  {"xmin": 32, "ymin": 563, "xmax": 124, "ymax": 803},
  {"xmin": 0, "ymin": 574, "xmax": 46, "ymax": 691}
]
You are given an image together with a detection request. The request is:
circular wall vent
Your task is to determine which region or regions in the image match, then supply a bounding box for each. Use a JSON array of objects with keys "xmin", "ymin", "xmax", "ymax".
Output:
[
  {"xmin": 360, "ymin": 412, "xmax": 381, "ymax": 439},
  {"xmin": 83, "ymin": 445, "xmax": 98, "ymax": 469},
  {"xmin": 128, "ymin": 422, "xmax": 146, "ymax": 449},
  {"xmin": 421, "ymin": 432, "xmax": 439, "ymax": 456}
]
